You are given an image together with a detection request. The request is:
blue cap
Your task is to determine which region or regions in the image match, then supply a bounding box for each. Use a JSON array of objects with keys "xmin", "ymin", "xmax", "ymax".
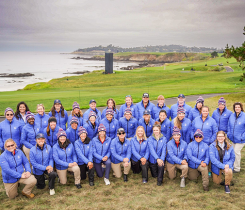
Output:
[
  {"xmin": 54, "ymin": 99, "xmax": 61, "ymax": 104},
  {"xmin": 36, "ymin": 133, "xmax": 45, "ymax": 139},
  {"xmin": 143, "ymin": 110, "xmax": 150, "ymax": 115},
  {"xmin": 89, "ymin": 99, "xmax": 96, "ymax": 104},
  {"xmin": 178, "ymin": 94, "xmax": 185, "ymax": 98}
]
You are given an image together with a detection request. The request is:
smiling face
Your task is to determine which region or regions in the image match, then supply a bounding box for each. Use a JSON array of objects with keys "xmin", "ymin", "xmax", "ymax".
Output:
[
  {"xmin": 173, "ymin": 134, "xmax": 181, "ymax": 141},
  {"xmin": 143, "ymin": 114, "xmax": 150, "ymax": 122},
  {"xmin": 178, "ymin": 97, "xmax": 185, "ymax": 105},
  {"xmin": 71, "ymin": 122, "xmax": 78, "ymax": 130},
  {"xmin": 59, "ymin": 136, "xmax": 66, "ymax": 144},
  {"xmin": 80, "ymin": 133, "xmax": 87, "ymax": 142},
  {"xmin": 125, "ymin": 97, "xmax": 132, "ymax": 106},
  {"xmin": 19, "ymin": 104, "xmax": 26, "ymax": 114},
  {"xmin": 217, "ymin": 133, "xmax": 225, "ymax": 144},
  {"xmin": 137, "ymin": 127, "xmax": 144, "ymax": 138},
  {"xmin": 153, "ymin": 127, "xmax": 160, "ymax": 136},
  {"xmin": 142, "ymin": 97, "xmax": 149, "ymax": 104},
  {"xmin": 177, "ymin": 113, "xmax": 185, "ymax": 121},
  {"xmin": 158, "ymin": 99, "xmax": 165, "ymax": 106},
  {"xmin": 50, "ymin": 121, "xmax": 56, "ymax": 130},
  {"xmin": 36, "ymin": 137, "xmax": 45, "ymax": 147},
  {"xmin": 89, "ymin": 116, "xmax": 96, "ymax": 124},
  {"xmin": 99, "ymin": 131, "xmax": 106, "ymax": 138},
  {"xmin": 201, "ymin": 107, "xmax": 209, "ymax": 118},
  {"xmin": 54, "ymin": 103, "xmax": 61, "ymax": 111},
  {"xmin": 5, "ymin": 141, "xmax": 16, "ymax": 153},
  {"xmin": 90, "ymin": 102, "xmax": 96, "ymax": 110},
  {"xmin": 195, "ymin": 135, "xmax": 203, "ymax": 143},
  {"xmin": 28, "ymin": 118, "xmax": 35, "ymax": 125},
  {"xmin": 6, "ymin": 111, "xmax": 14, "ymax": 121},
  {"xmin": 235, "ymin": 105, "xmax": 242, "ymax": 114},
  {"xmin": 106, "ymin": 114, "xmax": 113, "ymax": 121},
  {"xmin": 124, "ymin": 113, "xmax": 131, "ymax": 120},
  {"xmin": 196, "ymin": 102, "xmax": 203, "ymax": 110},
  {"xmin": 37, "ymin": 105, "xmax": 44, "ymax": 116},
  {"xmin": 107, "ymin": 100, "xmax": 114, "ymax": 109},
  {"xmin": 74, "ymin": 108, "xmax": 80, "ymax": 114}
]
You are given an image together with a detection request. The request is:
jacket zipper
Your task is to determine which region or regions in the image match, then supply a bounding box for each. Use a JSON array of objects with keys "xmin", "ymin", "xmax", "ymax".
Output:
[
  {"xmin": 10, "ymin": 122, "xmax": 12, "ymax": 139},
  {"xmin": 196, "ymin": 142, "xmax": 200, "ymax": 168},
  {"xmin": 52, "ymin": 131, "xmax": 54, "ymax": 146},
  {"xmin": 127, "ymin": 120, "xmax": 129, "ymax": 138},
  {"xmin": 32, "ymin": 125, "xmax": 36, "ymax": 143},
  {"xmin": 121, "ymin": 143, "xmax": 123, "ymax": 155},
  {"xmin": 42, "ymin": 150, "xmax": 43, "ymax": 165},
  {"xmin": 13, "ymin": 155, "xmax": 18, "ymax": 172},
  {"xmin": 65, "ymin": 148, "xmax": 67, "ymax": 162},
  {"xmin": 233, "ymin": 114, "xmax": 238, "ymax": 142},
  {"xmin": 101, "ymin": 143, "xmax": 104, "ymax": 156}
]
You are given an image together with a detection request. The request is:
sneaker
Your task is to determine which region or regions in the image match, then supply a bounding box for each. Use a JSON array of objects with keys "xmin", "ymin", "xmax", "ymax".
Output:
[
  {"xmin": 104, "ymin": 178, "xmax": 110, "ymax": 185},
  {"xmin": 180, "ymin": 177, "xmax": 185, "ymax": 188},
  {"xmin": 89, "ymin": 182, "xmax": 94, "ymax": 186},
  {"xmin": 124, "ymin": 174, "xmax": 128, "ymax": 182},
  {"xmin": 208, "ymin": 172, "xmax": 212, "ymax": 178},
  {"xmin": 157, "ymin": 181, "xmax": 162, "ymax": 186},
  {"xmin": 225, "ymin": 185, "xmax": 230, "ymax": 194},
  {"xmin": 50, "ymin": 189, "xmax": 55, "ymax": 196},
  {"xmin": 142, "ymin": 179, "xmax": 147, "ymax": 184},
  {"xmin": 21, "ymin": 191, "xmax": 35, "ymax": 198},
  {"xmin": 75, "ymin": 184, "xmax": 82, "ymax": 189}
]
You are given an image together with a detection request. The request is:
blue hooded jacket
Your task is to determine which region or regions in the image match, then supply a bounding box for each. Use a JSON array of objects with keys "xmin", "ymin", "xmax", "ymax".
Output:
[
  {"xmin": 102, "ymin": 108, "xmax": 120, "ymax": 120},
  {"xmin": 35, "ymin": 113, "xmax": 50, "ymax": 132},
  {"xmin": 83, "ymin": 121, "xmax": 99, "ymax": 140},
  {"xmin": 74, "ymin": 138, "xmax": 93, "ymax": 165},
  {"xmin": 153, "ymin": 104, "xmax": 171, "ymax": 119},
  {"xmin": 138, "ymin": 118, "xmax": 155, "ymax": 138},
  {"xmin": 119, "ymin": 117, "xmax": 138, "ymax": 138},
  {"xmin": 66, "ymin": 126, "xmax": 79, "ymax": 144},
  {"xmin": 188, "ymin": 105, "xmax": 201, "ymax": 122},
  {"xmin": 21, "ymin": 122, "xmax": 40, "ymax": 149},
  {"xmin": 148, "ymin": 135, "xmax": 167, "ymax": 164},
  {"xmin": 131, "ymin": 137, "xmax": 149, "ymax": 162},
  {"xmin": 119, "ymin": 103, "xmax": 137, "ymax": 119},
  {"xmin": 212, "ymin": 107, "xmax": 232, "ymax": 133},
  {"xmin": 100, "ymin": 118, "xmax": 119, "ymax": 139},
  {"xmin": 44, "ymin": 125, "xmax": 60, "ymax": 147},
  {"xmin": 170, "ymin": 102, "xmax": 192, "ymax": 120},
  {"xmin": 155, "ymin": 118, "xmax": 171, "ymax": 142},
  {"xmin": 136, "ymin": 100, "xmax": 155, "ymax": 120},
  {"xmin": 92, "ymin": 136, "xmax": 111, "ymax": 163},
  {"xmin": 67, "ymin": 114, "xmax": 83, "ymax": 128},
  {"xmin": 48, "ymin": 110, "xmax": 68, "ymax": 131}
]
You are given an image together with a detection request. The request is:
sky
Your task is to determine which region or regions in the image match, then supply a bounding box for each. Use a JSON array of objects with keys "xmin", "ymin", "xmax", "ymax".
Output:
[{"xmin": 0, "ymin": 0, "xmax": 244, "ymax": 52}]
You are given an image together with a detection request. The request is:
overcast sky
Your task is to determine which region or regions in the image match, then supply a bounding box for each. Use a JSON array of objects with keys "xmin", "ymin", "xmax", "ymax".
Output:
[{"xmin": 0, "ymin": 0, "xmax": 244, "ymax": 52}]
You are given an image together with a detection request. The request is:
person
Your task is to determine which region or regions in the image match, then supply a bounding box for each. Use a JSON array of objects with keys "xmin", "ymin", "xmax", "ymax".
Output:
[
  {"xmin": 138, "ymin": 110, "xmax": 155, "ymax": 138},
  {"xmin": 131, "ymin": 126, "xmax": 149, "ymax": 183},
  {"xmin": 136, "ymin": 93, "xmax": 155, "ymax": 120},
  {"xmin": 100, "ymin": 108, "xmax": 119, "ymax": 140},
  {"xmin": 209, "ymin": 131, "xmax": 235, "ymax": 193},
  {"xmin": 14, "ymin": 101, "xmax": 30, "ymax": 127},
  {"xmin": 170, "ymin": 94, "xmax": 192, "ymax": 120},
  {"xmin": 66, "ymin": 117, "xmax": 79, "ymax": 144},
  {"xmin": 0, "ymin": 139, "xmax": 37, "ymax": 199},
  {"xmin": 153, "ymin": 95, "xmax": 170, "ymax": 119},
  {"xmin": 49, "ymin": 99, "xmax": 68, "ymax": 131},
  {"xmin": 148, "ymin": 122, "xmax": 167, "ymax": 186},
  {"xmin": 188, "ymin": 96, "xmax": 204, "ymax": 121},
  {"xmin": 155, "ymin": 110, "xmax": 171, "ymax": 142},
  {"xmin": 30, "ymin": 133, "xmax": 57, "ymax": 195},
  {"xmin": 119, "ymin": 95, "xmax": 137, "ymax": 119},
  {"xmin": 67, "ymin": 101, "xmax": 83, "ymax": 128},
  {"xmin": 35, "ymin": 104, "xmax": 50, "ymax": 132},
  {"xmin": 187, "ymin": 129, "xmax": 209, "ymax": 191},
  {"xmin": 53, "ymin": 128, "xmax": 81, "ymax": 189},
  {"xmin": 83, "ymin": 111, "xmax": 99, "ymax": 140},
  {"xmin": 92, "ymin": 124, "xmax": 112, "ymax": 185},
  {"xmin": 0, "ymin": 108, "xmax": 22, "ymax": 151},
  {"xmin": 74, "ymin": 126, "xmax": 94, "ymax": 186},
  {"xmin": 227, "ymin": 102, "xmax": 245, "ymax": 173},
  {"xmin": 212, "ymin": 97, "xmax": 232, "ymax": 133},
  {"xmin": 102, "ymin": 98, "xmax": 120, "ymax": 120},
  {"xmin": 111, "ymin": 128, "xmax": 131, "ymax": 182},
  {"xmin": 119, "ymin": 108, "xmax": 138, "ymax": 139},
  {"xmin": 44, "ymin": 117, "xmax": 60, "ymax": 147},
  {"xmin": 83, "ymin": 99, "xmax": 102, "ymax": 123},
  {"xmin": 166, "ymin": 127, "xmax": 188, "ymax": 187}
]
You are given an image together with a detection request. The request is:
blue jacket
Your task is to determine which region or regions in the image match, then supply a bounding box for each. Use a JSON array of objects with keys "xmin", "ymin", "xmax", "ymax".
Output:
[
  {"xmin": 155, "ymin": 118, "xmax": 171, "ymax": 141},
  {"xmin": 74, "ymin": 139, "xmax": 93, "ymax": 165},
  {"xmin": 0, "ymin": 118, "xmax": 22, "ymax": 150},
  {"xmin": 44, "ymin": 125, "xmax": 60, "ymax": 147},
  {"xmin": 21, "ymin": 122, "xmax": 40, "ymax": 149},
  {"xmin": 66, "ymin": 126, "xmax": 79, "ymax": 144},
  {"xmin": 188, "ymin": 106, "xmax": 201, "ymax": 122},
  {"xmin": 187, "ymin": 140, "xmax": 209, "ymax": 169},
  {"xmin": 30, "ymin": 144, "xmax": 54, "ymax": 175},
  {"xmin": 92, "ymin": 136, "xmax": 111, "ymax": 163},
  {"xmin": 209, "ymin": 141, "xmax": 235, "ymax": 175},
  {"xmin": 83, "ymin": 121, "xmax": 99, "ymax": 140},
  {"xmin": 35, "ymin": 113, "xmax": 50, "ymax": 132},
  {"xmin": 227, "ymin": 112, "xmax": 245, "ymax": 144},
  {"xmin": 14, "ymin": 113, "xmax": 26, "ymax": 128},
  {"xmin": 53, "ymin": 142, "xmax": 77, "ymax": 170},
  {"xmin": 83, "ymin": 108, "xmax": 102, "ymax": 123},
  {"xmin": 166, "ymin": 139, "xmax": 188, "ymax": 165},
  {"xmin": 170, "ymin": 102, "xmax": 192, "ymax": 120},
  {"xmin": 100, "ymin": 118, "xmax": 119, "ymax": 139},
  {"xmin": 148, "ymin": 135, "xmax": 167, "ymax": 164},
  {"xmin": 119, "ymin": 117, "xmax": 138, "ymax": 138},
  {"xmin": 191, "ymin": 115, "xmax": 218, "ymax": 145},
  {"xmin": 102, "ymin": 108, "xmax": 120, "ymax": 120},
  {"xmin": 110, "ymin": 137, "xmax": 131, "ymax": 164},
  {"xmin": 138, "ymin": 118, "xmax": 155, "ymax": 138},
  {"xmin": 136, "ymin": 100, "xmax": 155, "ymax": 120},
  {"xmin": 67, "ymin": 114, "xmax": 83, "ymax": 128},
  {"xmin": 119, "ymin": 103, "xmax": 137, "ymax": 119},
  {"xmin": 131, "ymin": 137, "xmax": 149, "ymax": 162},
  {"xmin": 49, "ymin": 110, "xmax": 68, "ymax": 131},
  {"xmin": 0, "ymin": 149, "xmax": 31, "ymax": 183},
  {"xmin": 153, "ymin": 104, "xmax": 171, "ymax": 119},
  {"xmin": 212, "ymin": 107, "xmax": 232, "ymax": 133}
]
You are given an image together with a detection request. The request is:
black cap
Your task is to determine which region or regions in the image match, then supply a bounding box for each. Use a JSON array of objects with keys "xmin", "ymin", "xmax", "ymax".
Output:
[
  {"xmin": 36, "ymin": 133, "xmax": 45, "ymax": 139},
  {"xmin": 142, "ymin": 93, "xmax": 149, "ymax": 98},
  {"xmin": 89, "ymin": 99, "xmax": 96, "ymax": 104},
  {"xmin": 178, "ymin": 94, "xmax": 185, "ymax": 98},
  {"xmin": 143, "ymin": 110, "xmax": 150, "ymax": 115}
]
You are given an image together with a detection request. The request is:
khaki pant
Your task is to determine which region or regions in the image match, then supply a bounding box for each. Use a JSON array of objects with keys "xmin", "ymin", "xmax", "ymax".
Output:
[
  {"xmin": 166, "ymin": 161, "xmax": 188, "ymax": 179},
  {"xmin": 57, "ymin": 166, "xmax": 80, "ymax": 185},
  {"xmin": 22, "ymin": 145, "xmax": 32, "ymax": 172},
  {"xmin": 232, "ymin": 142, "xmax": 245, "ymax": 172},
  {"xmin": 188, "ymin": 165, "xmax": 209, "ymax": 188},
  {"xmin": 4, "ymin": 175, "xmax": 37, "ymax": 199},
  {"xmin": 213, "ymin": 169, "xmax": 233, "ymax": 186},
  {"xmin": 111, "ymin": 162, "xmax": 131, "ymax": 178}
]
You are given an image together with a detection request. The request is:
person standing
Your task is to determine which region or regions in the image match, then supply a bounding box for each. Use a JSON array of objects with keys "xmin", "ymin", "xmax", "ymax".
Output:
[
  {"xmin": 83, "ymin": 111, "xmax": 99, "ymax": 140},
  {"xmin": 153, "ymin": 95, "xmax": 170, "ymax": 119},
  {"xmin": 66, "ymin": 117, "xmax": 79, "ymax": 144},
  {"xmin": 155, "ymin": 110, "xmax": 171, "ymax": 141},
  {"xmin": 44, "ymin": 117, "xmax": 60, "ymax": 147},
  {"xmin": 136, "ymin": 93, "xmax": 155, "ymax": 120},
  {"xmin": 83, "ymin": 99, "xmax": 102, "ymax": 123},
  {"xmin": 35, "ymin": 104, "xmax": 50, "ymax": 132},
  {"xmin": 188, "ymin": 96, "xmax": 204, "ymax": 122},
  {"xmin": 102, "ymin": 98, "xmax": 120, "ymax": 120},
  {"xmin": 138, "ymin": 110, "xmax": 155, "ymax": 138},
  {"xmin": 170, "ymin": 94, "xmax": 192, "ymax": 119},
  {"xmin": 119, "ymin": 95, "xmax": 137, "ymax": 119},
  {"xmin": 67, "ymin": 101, "xmax": 83, "ymax": 128},
  {"xmin": 14, "ymin": 101, "xmax": 30, "ymax": 127}
]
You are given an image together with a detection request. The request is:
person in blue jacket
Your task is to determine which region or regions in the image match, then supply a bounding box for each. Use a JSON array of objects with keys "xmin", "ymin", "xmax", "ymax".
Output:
[
  {"xmin": 166, "ymin": 126, "xmax": 188, "ymax": 188},
  {"xmin": 44, "ymin": 117, "xmax": 60, "ymax": 147},
  {"xmin": 30, "ymin": 133, "xmax": 57, "ymax": 196},
  {"xmin": 187, "ymin": 129, "xmax": 209, "ymax": 191},
  {"xmin": 92, "ymin": 124, "xmax": 111, "ymax": 185},
  {"xmin": 74, "ymin": 126, "xmax": 94, "ymax": 186},
  {"xmin": 0, "ymin": 107, "xmax": 22, "ymax": 151},
  {"xmin": 35, "ymin": 104, "xmax": 50, "ymax": 132},
  {"xmin": 66, "ymin": 117, "xmax": 79, "ymax": 144},
  {"xmin": 101, "ymin": 108, "xmax": 119, "ymax": 139},
  {"xmin": 153, "ymin": 95, "xmax": 170, "ymax": 119},
  {"xmin": 111, "ymin": 128, "xmax": 131, "ymax": 182},
  {"xmin": 171, "ymin": 106, "xmax": 191, "ymax": 144},
  {"xmin": 67, "ymin": 101, "xmax": 83, "ymax": 128},
  {"xmin": 119, "ymin": 108, "xmax": 138, "ymax": 139},
  {"xmin": 136, "ymin": 93, "xmax": 155, "ymax": 120},
  {"xmin": 209, "ymin": 131, "xmax": 235, "ymax": 194},
  {"xmin": 53, "ymin": 128, "xmax": 81, "ymax": 189},
  {"xmin": 49, "ymin": 99, "xmax": 68, "ymax": 131},
  {"xmin": 227, "ymin": 102, "xmax": 245, "ymax": 173},
  {"xmin": 83, "ymin": 111, "xmax": 99, "ymax": 140},
  {"xmin": 170, "ymin": 94, "xmax": 192, "ymax": 120},
  {"xmin": 0, "ymin": 139, "xmax": 36, "ymax": 199},
  {"xmin": 188, "ymin": 96, "xmax": 204, "ymax": 122},
  {"xmin": 119, "ymin": 95, "xmax": 137, "ymax": 119},
  {"xmin": 148, "ymin": 122, "xmax": 167, "ymax": 186},
  {"xmin": 131, "ymin": 126, "xmax": 149, "ymax": 183},
  {"xmin": 155, "ymin": 110, "xmax": 171, "ymax": 141},
  {"xmin": 14, "ymin": 101, "xmax": 30, "ymax": 127},
  {"xmin": 138, "ymin": 110, "xmax": 155, "ymax": 138},
  {"xmin": 102, "ymin": 98, "xmax": 120, "ymax": 120},
  {"xmin": 83, "ymin": 99, "xmax": 102, "ymax": 123}
]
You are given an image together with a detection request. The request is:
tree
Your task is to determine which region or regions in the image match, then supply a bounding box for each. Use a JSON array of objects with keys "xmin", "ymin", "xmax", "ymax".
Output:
[
  {"xmin": 224, "ymin": 26, "xmax": 245, "ymax": 81},
  {"xmin": 211, "ymin": 51, "xmax": 218, "ymax": 58}
]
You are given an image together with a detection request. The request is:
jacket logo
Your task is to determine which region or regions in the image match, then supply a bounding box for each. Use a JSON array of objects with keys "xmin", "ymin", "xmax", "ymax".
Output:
[
  {"xmin": 125, "ymin": 144, "xmax": 127, "ymax": 146},
  {"xmin": 18, "ymin": 156, "xmax": 20, "ymax": 159},
  {"xmin": 87, "ymin": 146, "xmax": 89, "ymax": 148},
  {"xmin": 37, "ymin": 128, "xmax": 39, "ymax": 131},
  {"xmin": 68, "ymin": 148, "xmax": 70, "ymax": 151},
  {"xmin": 106, "ymin": 143, "xmax": 107, "ymax": 145},
  {"xmin": 113, "ymin": 125, "xmax": 114, "ymax": 128},
  {"xmin": 182, "ymin": 148, "xmax": 183, "ymax": 151},
  {"xmin": 44, "ymin": 121, "xmax": 46, "ymax": 123},
  {"xmin": 239, "ymin": 122, "xmax": 241, "ymax": 125},
  {"xmin": 131, "ymin": 124, "xmax": 133, "ymax": 126},
  {"xmin": 206, "ymin": 123, "xmax": 209, "ymax": 125},
  {"xmin": 202, "ymin": 149, "xmax": 204, "ymax": 152},
  {"xmin": 164, "ymin": 125, "xmax": 165, "ymax": 127},
  {"xmin": 224, "ymin": 114, "xmax": 226, "ymax": 116},
  {"xmin": 14, "ymin": 127, "xmax": 16, "ymax": 129},
  {"xmin": 184, "ymin": 124, "xmax": 187, "ymax": 126}
]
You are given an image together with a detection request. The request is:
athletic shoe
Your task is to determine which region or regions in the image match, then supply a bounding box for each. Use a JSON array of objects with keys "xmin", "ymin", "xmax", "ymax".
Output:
[
  {"xmin": 180, "ymin": 177, "xmax": 185, "ymax": 188},
  {"xmin": 75, "ymin": 184, "xmax": 82, "ymax": 189},
  {"xmin": 142, "ymin": 179, "xmax": 147, "ymax": 184},
  {"xmin": 225, "ymin": 185, "xmax": 230, "ymax": 194},
  {"xmin": 50, "ymin": 189, "xmax": 55, "ymax": 196},
  {"xmin": 104, "ymin": 178, "xmax": 110, "ymax": 185}
]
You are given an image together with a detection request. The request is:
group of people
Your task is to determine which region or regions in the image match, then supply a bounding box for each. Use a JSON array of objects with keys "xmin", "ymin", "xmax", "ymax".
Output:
[{"xmin": 0, "ymin": 93, "xmax": 244, "ymax": 199}]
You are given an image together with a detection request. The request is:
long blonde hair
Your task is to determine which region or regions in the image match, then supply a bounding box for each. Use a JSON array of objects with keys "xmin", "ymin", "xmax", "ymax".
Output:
[
  {"xmin": 135, "ymin": 126, "xmax": 147, "ymax": 140},
  {"xmin": 174, "ymin": 116, "xmax": 182, "ymax": 130}
]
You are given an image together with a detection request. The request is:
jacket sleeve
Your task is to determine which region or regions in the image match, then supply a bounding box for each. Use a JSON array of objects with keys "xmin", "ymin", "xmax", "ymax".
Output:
[
  {"xmin": 148, "ymin": 139, "xmax": 160, "ymax": 160},
  {"xmin": 183, "ymin": 145, "xmax": 188, "ymax": 161},
  {"xmin": 75, "ymin": 142, "xmax": 90, "ymax": 164},
  {"xmin": 110, "ymin": 139, "xmax": 124, "ymax": 162},
  {"xmin": 187, "ymin": 144, "xmax": 202, "ymax": 165},
  {"xmin": 126, "ymin": 141, "xmax": 131, "ymax": 161},
  {"xmin": 210, "ymin": 120, "xmax": 218, "ymax": 143},
  {"xmin": 144, "ymin": 142, "xmax": 150, "ymax": 160},
  {"xmin": 72, "ymin": 145, "xmax": 78, "ymax": 163},
  {"xmin": 227, "ymin": 117, "xmax": 232, "ymax": 140},
  {"xmin": 227, "ymin": 147, "xmax": 235, "ymax": 169},
  {"xmin": 188, "ymin": 110, "xmax": 193, "ymax": 121},
  {"xmin": 30, "ymin": 149, "xmax": 46, "ymax": 171},
  {"xmin": 0, "ymin": 125, "xmax": 3, "ymax": 150},
  {"xmin": 53, "ymin": 146, "xmax": 69, "ymax": 168},
  {"xmin": 119, "ymin": 105, "xmax": 123, "ymax": 118},
  {"xmin": 204, "ymin": 146, "xmax": 210, "ymax": 165},
  {"xmin": 48, "ymin": 111, "xmax": 52, "ymax": 117},
  {"xmin": 21, "ymin": 128, "xmax": 33, "ymax": 149},
  {"xmin": 167, "ymin": 143, "xmax": 182, "ymax": 164},
  {"xmin": 185, "ymin": 122, "xmax": 191, "ymax": 144},
  {"xmin": 88, "ymin": 142, "xmax": 93, "ymax": 162},
  {"xmin": 209, "ymin": 145, "xmax": 225, "ymax": 169},
  {"xmin": 92, "ymin": 140, "xmax": 103, "ymax": 161},
  {"xmin": 49, "ymin": 147, "xmax": 54, "ymax": 167},
  {"xmin": 0, "ymin": 155, "xmax": 22, "ymax": 179},
  {"xmin": 131, "ymin": 140, "xmax": 142, "ymax": 161},
  {"xmin": 160, "ymin": 139, "xmax": 167, "ymax": 161},
  {"xmin": 22, "ymin": 151, "xmax": 31, "ymax": 173},
  {"xmin": 105, "ymin": 139, "xmax": 111, "ymax": 158}
]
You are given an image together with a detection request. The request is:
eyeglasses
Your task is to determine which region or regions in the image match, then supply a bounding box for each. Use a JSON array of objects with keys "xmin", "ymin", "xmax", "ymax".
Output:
[
  {"xmin": 6, "ymin": 144, "xmax": 15, "ymax": 148},
  {"xmin": 217, "ymin": 136, "xmax": 225, "ymax": 138},
  {"xmin": 118, "ymin": 132, "xmax": 125, "ymax": 135},
  {"xmin": 6, "ymin": 114, "xmax": 13, "ymax": 116},
  {"xmin": 195, "ymin": 136, "xmax": 203, "ymax": 138},
  {"xmin": 125, "ymin": 95, "xmax": 131, "ymax": 98}
]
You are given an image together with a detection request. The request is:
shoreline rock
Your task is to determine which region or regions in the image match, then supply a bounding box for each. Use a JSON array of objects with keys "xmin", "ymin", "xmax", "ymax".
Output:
[
  {"xmin": 0, "ymin": 73, "xmax": 34, "ymax": 78},
  {"xmin": 63, "ymin": 71, "xmax": 90, "ymax": 75}
]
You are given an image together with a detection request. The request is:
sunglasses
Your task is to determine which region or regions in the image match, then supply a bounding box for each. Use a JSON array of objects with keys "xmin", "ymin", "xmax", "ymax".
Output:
[
  {"xmin": 118, "ymin": 132, "xmax": 125, "ymax": 135},
  {"xmin": 125, "ymin": 95, "xmax": 131, "ymax": 98},
  {"xmin": 6, "ymin": 114, "xmax": 13, "ymax": 116},
  {"xmin": 195, "ymin": 135, "xmax": 203, "ymax": 138},
  {"xmin": 6, "ymin": 144, "xmax": 15, "ymax": 148}
]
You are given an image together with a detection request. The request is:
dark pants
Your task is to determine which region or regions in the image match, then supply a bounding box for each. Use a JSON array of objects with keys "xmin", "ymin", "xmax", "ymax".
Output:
[
  {"xmin": 34, "ymin": 170, "xmax": 57, "ymax": 190},
  {"xmin": 79, "ymin": 164, "xmax": 95, "ymax": 182},
  {"xmin": 131, "ymin": 159, "xmax": 149, "ymax": 181},
  {"xmin": 149, "ymin": 162, "xmax": 164, "ymax": 183},
  {"xmin": 94, "ymin": 159, "xmax": 111, "ymax": 179}
]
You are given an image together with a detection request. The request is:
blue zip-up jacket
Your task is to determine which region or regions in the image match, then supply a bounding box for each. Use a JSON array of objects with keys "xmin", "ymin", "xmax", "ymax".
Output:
[
  {"xmin": 35, "ymin": 113, "xmax": 50, "ymax": 132},
  {"xmin": 21, "ymin": 122, "xmax": 40, "ymax": 149},
  {"xmin": 148, "ymin": 135, "xmax": 167, "ymax": 164},
  {"xmin": 100, "ymin": 118, "xmax": 119, "ymax": 139},
  {"xmin": 119, "ymin": 117, "xmax": 138, "ymax": 138},
  {"xmin": 166, "ymin": 139, "xmax": 188, "ymax": 164},
  {"xmin": 131, "ymin": 137, "xmax": 149, "ymax": 162},
  {"xmin": 66, "ymin": 126, "xmax": 79, "ymax": 144},
  {"xmin": 83, "ymin": 108, "xmax": 102, "ymax": 123},
  {"xmin": 14, "ymin": 113, "xmax": 26, "ymax": 128},
  {"xmin": 170, "ymin": 118, "xmax": 191, "ymax": 144},
  {"xmin": 191, "ymin": 115, "xmax": 218, "ymax": 145},
  {"xmin": 83, "ymin": 121, "xmax": 99, "ymax": 140},
  {"xmin": 170, "ymin": 102, "xmax": 192, "ymax": 120},
  {"xmin": 138, "ymin": 118, "xmax": 155, "ymax": 138},
  {"xmin": 67, "ymin": 114, "xmax": 83, "ymax": 128},
  {"xmin": 212, "ymin": 107, "xmax": 232, "ymax": 133},
  {"xmin": 92, "ymin": 136, "xmax": 111, "ymax": 163},
  {"xmin": 136, "ymin": 100, "xmax": 155, "ymax": 120},
  {"xmin": 209, "ymin": 141, "xmax": 235, "ymax": 175},
  {"xmin": 53, "ymin": 142, "xmax": 77, "ymax": 170},
  {"xmin": 48, "ymin": 110, "xmax": 68, "ymax": 131},
  {"xmin": 74, "ymin": 139, "xmax": 93, "ymax": 165},
  {"xmin": 30, "ymin": 144, "xmax": 53, "ymax": 175},
  {"xmin": 153, "ymin": 104, "xmax": 171, "ymax": 119},
  {"xmin": 44, "ymin": 125, "xmax": 60, "ymax": 147},
  {"xmin": 155, "ymin": 118, "xmax": 171, "ymax": 141},
  {"xmin": 101, "ymin": 108, "xmax": 120, "ymax": 120},
  {"xmin": 119, "ymin": 103, "xmax": 137, "ymax": 119},
  {"xmin": 0, "ymin": 149, "xmax": 31, "ymax": 183},
  {"xmin": 0, "ymin": 118, "xmax": 22, "ymax": 150},
  {"xmin": 188, "ymin": 106, "xmax": 201, "ymax": 122},
  {"xmin": 187, "ymin": 140, "xmax": 209, "ymax": 169},
  {"xmin": 110, "ymin": 137, "xmax": 131, "ymax": 164},
  {"xmin": 227, "ymin": 112, "xmax": 245, "ymax": 144}
]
